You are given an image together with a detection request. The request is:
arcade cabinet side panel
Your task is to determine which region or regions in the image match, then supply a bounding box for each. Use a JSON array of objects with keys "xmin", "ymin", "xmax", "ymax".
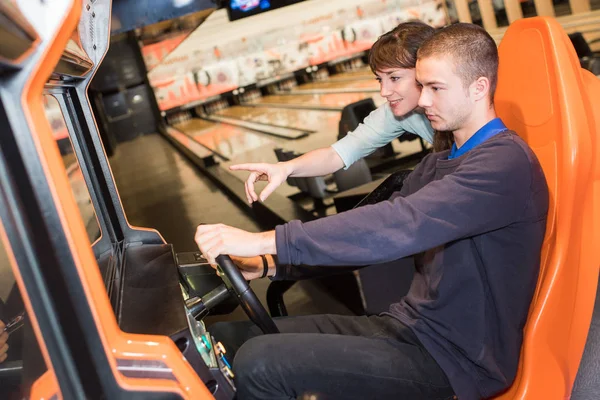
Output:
[{"xmin": 12, "ymin": 0, "xmax": 214, "ymax": 398}]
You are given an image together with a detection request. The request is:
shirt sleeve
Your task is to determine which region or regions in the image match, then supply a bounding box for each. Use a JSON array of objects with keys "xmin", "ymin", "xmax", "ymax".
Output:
[
  {"xmin": 276, "ymin": 138, "xmax": 537, "ymax": 267},
  {"xmin": 271, "ymin": 263, "xmax": 364, "ymax": 281},
  {"xmin": 331, "ymin": 104, "xmax": 435, "ymax": 169}
]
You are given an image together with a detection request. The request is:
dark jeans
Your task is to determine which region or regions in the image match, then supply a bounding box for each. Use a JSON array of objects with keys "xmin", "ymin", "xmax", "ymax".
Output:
[{"xmin": 210, "ymin": 314, "xmax": 456, "ymax": 400}]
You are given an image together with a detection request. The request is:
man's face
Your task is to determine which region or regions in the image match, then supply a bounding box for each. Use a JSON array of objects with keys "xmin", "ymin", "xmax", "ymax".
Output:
[
  {"xmin": 375, "ymin": 67, "xmax": 421, "ymax": 117},
  {"xmin": 416, "ymin": 56, "xmax": 474, "ymax": 132}
]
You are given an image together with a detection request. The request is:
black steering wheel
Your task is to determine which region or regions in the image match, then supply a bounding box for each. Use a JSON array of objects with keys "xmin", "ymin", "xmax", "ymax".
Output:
[{"xmin": 216, "ymin": 255, "xmax": 279, "ymax": 334}]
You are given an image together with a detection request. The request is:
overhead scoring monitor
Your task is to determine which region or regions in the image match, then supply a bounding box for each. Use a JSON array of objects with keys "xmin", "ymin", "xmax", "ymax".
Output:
[{"xmin": 226, "ymin": 0, "xmax": 306, "ymax": 21}]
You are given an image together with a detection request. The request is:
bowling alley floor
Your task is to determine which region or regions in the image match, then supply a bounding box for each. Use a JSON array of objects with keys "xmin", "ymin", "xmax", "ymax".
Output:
[{"xmin": 107, "ymin": 133, "xmax": 355, "ymax": 325}]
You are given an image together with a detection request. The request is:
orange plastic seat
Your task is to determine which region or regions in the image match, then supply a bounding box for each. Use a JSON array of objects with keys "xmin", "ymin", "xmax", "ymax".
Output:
[{"xmin": 492, "ymin": 17, "xmax": 600, "ymax": 399}]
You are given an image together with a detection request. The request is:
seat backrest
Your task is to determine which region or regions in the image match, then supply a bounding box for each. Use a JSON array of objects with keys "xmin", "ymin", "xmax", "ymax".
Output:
[
  {"xmin": 273, "ymin": 147, "xmax": 328, "ymax": 198},
  {"xmin": 568, "ymin": 32, "xmax": 593, "ymax": 59},
  {"xmin": 492, "ymin": 17, "xmax": 599, "ymax": 399},
  {"xmin": 333, "ymin": 158, "xmax": 373, "ymax": 192},
  {"xmin": 570, "ymin": 68, "xmax": 600, "ymax": 399}
]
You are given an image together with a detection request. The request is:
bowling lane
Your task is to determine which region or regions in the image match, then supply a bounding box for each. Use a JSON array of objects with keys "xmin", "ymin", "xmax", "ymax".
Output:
[
  {"xmin": 174, "ymin": 110, "xmax": 342, "ymax": 165},
  {"xmin": 289, "ymin": 78, "xmax": 379, "ymax": 92},
  {"xmin": 173, "ymin": 118, "xmax": 285, "ymax": 161},
  {"xmin": 175, "ymin": 107, "xmax": 343, "ymax": 198},
  {"xmin": 172, "ymin": 118, "xmax": 313, "ymax": 198},
  {"xmin": 247, "ymin": 92, "xmax": 386, "ymax": 110},
  {"xmin": 326, "ymin": 68, "xmax": 375, "ymax": 81},
  {"xmin": 215, "ymin": 106, "xmax": 340, "ymax": 132},
  {"xmin": 173, "ymin": 107, "xmax": 341, "ymax": 162}
]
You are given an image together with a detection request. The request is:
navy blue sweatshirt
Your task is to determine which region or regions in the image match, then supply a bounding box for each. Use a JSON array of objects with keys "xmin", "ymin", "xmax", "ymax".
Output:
[{"xmin": 274, "ymin": 131, "xmax": 549, "ymax": 399}]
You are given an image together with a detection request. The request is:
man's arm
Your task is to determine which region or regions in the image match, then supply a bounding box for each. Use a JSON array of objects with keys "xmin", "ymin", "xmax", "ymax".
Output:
[
  {"xmin": 196, "ymin": 138, "xmax": 544, "ymax": 276},
  {"xmin": 194, "ymin": 225, "xmax": 276, "ymax": 265},
  {"xmin": 276, "ymin": 139, "xmax": 538, "ymax": 266},
  {"xmin": 271, "ymin": 262, "xmax": 367, "ymax": 281}
]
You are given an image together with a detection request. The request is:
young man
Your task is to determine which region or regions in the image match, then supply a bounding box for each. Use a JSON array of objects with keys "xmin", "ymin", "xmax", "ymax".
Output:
[{"xmin": 195, "ymin": 23, "xmax": 549, "ymax": 400}]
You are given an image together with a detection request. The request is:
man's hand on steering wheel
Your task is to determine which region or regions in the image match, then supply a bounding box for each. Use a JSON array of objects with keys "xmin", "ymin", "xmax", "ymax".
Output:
[
  {"xmin": 228, "ymin": 255, "xmax": 277, "ymax": 280},
  {"xmin": 194, "ymin": 224, "xmax": 276, "ymax": 265},
  {"xmin": 0, "ymin": 321, "xmax": 8, "ymax": 363},
  {"xmin": 195, "ymin": 224, "xmax": 281, "ymax": 334}
]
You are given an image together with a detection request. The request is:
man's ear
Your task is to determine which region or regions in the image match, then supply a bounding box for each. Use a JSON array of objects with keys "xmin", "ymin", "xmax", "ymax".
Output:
[{"xmin": 470, "ymin": 76, "xmax": 490, "ymax": 101}]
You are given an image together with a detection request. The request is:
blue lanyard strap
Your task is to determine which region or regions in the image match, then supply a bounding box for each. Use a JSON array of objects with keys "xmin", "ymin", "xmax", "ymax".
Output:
[{"xmin": 448, "ymin": 118, "xmax": 508, "ymax": 160}]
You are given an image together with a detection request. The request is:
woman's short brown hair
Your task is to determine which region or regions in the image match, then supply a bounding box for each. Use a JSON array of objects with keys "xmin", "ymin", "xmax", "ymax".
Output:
[
  {"xmin": 433, "ymin": 130, "xmax": 455, "ymax": 152},
  {"xmin": 369, "ymin": 21, "xmax": 435, "ymax": 72}
]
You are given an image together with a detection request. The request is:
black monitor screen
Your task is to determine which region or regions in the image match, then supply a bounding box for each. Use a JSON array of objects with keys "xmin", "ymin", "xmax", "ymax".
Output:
[{"xmin": 227, "ymin": 0, "xmax": 306, "ymax": 21}]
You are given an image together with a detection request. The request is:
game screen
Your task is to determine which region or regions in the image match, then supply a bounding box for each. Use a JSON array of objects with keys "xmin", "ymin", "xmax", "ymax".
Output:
[
  {"xmin": 227, "ymin": 0, "xmax": 306, "ymax": 21},
  {"xmin": 43, "ymin": 95, "xmax": 101, "ymax": 243}
]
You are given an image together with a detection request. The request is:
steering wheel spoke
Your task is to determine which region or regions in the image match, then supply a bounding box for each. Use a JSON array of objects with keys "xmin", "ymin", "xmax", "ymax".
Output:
[{"xmin": 216, "ymin": 255, "xmax": 279, "ymax": 334}]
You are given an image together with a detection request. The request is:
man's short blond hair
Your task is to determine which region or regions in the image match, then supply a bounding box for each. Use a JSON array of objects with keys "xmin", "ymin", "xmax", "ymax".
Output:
[{"xmin": 417, "ymin": 23, "xmax": 499, "ymax": 102}]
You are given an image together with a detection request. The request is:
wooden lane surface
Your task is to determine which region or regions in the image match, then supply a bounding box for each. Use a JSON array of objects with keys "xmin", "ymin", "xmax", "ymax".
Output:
[
  {"xmin": 173, "ymin": 118, "xmax": 283, "ymax": 161},
  {"xmin": 326, "ymin": 68, "xmax": 375, "ymax": 82},
  {"xmin": 202, "ymin": 114, "xmax": 310, "ymax": 139},
  {"xmin": 213, "ymin": 106, "xmax": 346, "ymax": 198},
  {"xmin": 247, "ymin": 92, "xmax": 386, "ymax": 109},
  {"xmin": 215, "ymin": 105, "xmax": 341, "ymax": 132},
  {"xmin": 290, "ymin": 78, "xmax": 380, "ymax": 91}
]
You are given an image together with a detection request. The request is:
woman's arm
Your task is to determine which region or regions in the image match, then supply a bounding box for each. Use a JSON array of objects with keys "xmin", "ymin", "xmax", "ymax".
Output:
[
  {"xmin": 332, "ymin": 105, "xmax": 434, "ymax": 169},
  {"xmin": 230, "ymin": 147, "xmax": 344, "ymax": 203}
]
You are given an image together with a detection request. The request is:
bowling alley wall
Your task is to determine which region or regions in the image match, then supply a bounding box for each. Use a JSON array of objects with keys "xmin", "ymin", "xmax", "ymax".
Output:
[{"xmin": 143, "ymin": 0, "xmax": 447, "ymax": 112}]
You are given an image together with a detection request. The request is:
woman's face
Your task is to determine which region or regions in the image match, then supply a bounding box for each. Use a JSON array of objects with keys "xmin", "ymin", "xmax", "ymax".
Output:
[{"xmin": 375, "ymin": 67, "xmax": 421, "ymax": 117}]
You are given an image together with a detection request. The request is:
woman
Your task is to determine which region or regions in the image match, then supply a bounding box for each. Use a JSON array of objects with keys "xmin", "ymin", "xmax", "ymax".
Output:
[{"xmin": 231, "ymin": 21, "xmax": 453, "ymax": 203}]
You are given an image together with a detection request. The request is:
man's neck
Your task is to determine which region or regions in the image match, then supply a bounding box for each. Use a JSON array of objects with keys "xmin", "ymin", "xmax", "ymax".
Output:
[{"xmin": 453, "ymin": 107, "xmax": 498, "ymax": 148}]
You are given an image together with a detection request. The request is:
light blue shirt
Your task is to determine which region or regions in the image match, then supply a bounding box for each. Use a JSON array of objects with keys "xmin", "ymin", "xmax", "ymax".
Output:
[{"xmin": 331, "ymin": 103, "xmax": 434, "ymax": 169}]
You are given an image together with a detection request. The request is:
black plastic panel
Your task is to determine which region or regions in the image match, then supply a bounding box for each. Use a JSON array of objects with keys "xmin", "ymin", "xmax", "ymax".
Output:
[{"xmin": 118, "ymin": 244, "xmax": 188, "ymax": 336}]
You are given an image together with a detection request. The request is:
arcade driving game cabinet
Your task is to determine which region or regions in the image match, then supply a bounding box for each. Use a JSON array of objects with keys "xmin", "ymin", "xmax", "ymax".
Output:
[{"xmin": 0, "ymin": 1, "xmax": 282, "ymax": 398}]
